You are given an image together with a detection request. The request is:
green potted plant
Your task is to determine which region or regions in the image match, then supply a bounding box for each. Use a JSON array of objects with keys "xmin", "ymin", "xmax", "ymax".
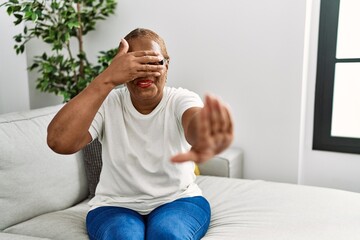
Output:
[{"xmin": 1, "ymin": 0, "xmax": 118, "ymax": 102}]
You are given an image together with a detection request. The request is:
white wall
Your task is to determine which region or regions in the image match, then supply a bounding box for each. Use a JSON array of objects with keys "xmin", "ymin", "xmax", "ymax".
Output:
[
  {"xmin": 298, "ymin": 0, "xmax": 360, "ymax": 193},
  {"xmin": 0, "ymin": 1, "xmax": 30, "ymax": 114},
  {"xmin": 25, "ymin": 40, "xmax": 63, "ymax": 109}
]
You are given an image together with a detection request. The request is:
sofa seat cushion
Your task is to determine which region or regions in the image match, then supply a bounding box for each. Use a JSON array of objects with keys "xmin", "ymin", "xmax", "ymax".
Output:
[
  {"xmin": 4, "ymin": 200, "xmax": 90, "ymax": 240},
  {"xmin": 5, "ymin": 176, "xmax": 360, "ymax": 240},
  {"xmin": 0, "ymin": 233, "xmax": 51, "ymax": 240},
  {"xmin": 0, "ymin": 105, "xmax": 89, "ymax": 230},
  {"xmin": 197, "ymin": 176, "xmax": 360, "ymax": 240}
]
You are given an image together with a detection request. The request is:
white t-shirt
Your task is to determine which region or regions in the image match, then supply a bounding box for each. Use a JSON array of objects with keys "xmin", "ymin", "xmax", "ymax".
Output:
[{"xmin": 88, "ymin": 86, "xmax": 204, "ymax": 215}]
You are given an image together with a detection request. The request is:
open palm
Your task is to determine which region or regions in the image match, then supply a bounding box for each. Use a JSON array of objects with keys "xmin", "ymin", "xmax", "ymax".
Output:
[{"xmin": 172, "ymin": 95, "xmax": 234, "ymax": 163}]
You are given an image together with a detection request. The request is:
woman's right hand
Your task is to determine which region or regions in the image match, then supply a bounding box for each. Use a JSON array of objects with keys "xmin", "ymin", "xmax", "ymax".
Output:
[{"xmin": 100, "ymin": 39, "xmax": 165, "ymax": 86}]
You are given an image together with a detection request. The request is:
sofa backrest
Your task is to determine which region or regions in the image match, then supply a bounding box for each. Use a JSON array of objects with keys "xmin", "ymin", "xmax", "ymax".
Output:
[{"xmin": 0, "ymin": 105, "xmax": 89, "ymax": 230}]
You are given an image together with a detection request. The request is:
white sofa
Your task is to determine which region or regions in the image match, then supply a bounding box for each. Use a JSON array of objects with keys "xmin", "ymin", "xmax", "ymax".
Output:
[{"xmin": 1, "ymin": 105, "xmax": 360, "ymax": 240}]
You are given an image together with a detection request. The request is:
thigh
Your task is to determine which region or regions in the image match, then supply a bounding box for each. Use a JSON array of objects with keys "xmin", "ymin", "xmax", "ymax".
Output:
[
  {"xmin": 146, "ymin": 196, "xmax": 211, "ymax": 240},
  {"xmin": 86, "ymin": 206, "xmax": 145, "ymax": 240}
]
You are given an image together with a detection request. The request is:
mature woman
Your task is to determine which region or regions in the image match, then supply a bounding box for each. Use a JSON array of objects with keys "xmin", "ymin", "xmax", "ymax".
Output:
[{"xmin": 47, "ymin": 28, "xmax": 233, "ymax": 240}]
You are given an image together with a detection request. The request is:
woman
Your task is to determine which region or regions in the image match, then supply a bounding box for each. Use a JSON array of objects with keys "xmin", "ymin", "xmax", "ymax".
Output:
[{"xmin": 47, "ymin": 28, "xmax": 233, "ymax": 240}]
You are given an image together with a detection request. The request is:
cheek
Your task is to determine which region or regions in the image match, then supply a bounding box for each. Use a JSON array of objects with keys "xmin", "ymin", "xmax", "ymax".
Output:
[
  {"xmin": 125, "ymin": 82, "xmax": 136, "ymax": 92},
  {"xmin": 158, "ymin": 75, "xmax": 167, "ymax": 85},
  {"xmin": 161, "ymin": 69, "xmax": 168, "ymax": 81}
]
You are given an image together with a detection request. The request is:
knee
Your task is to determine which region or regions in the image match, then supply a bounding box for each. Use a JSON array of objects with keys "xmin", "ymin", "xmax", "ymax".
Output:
[
  {"xmin": 146, "ymin": 216, "xmax": 189, "ymax": 240},
  {"xmin": 147, "ymin": 226, "xmax": 181, "ymax": 240},
  {"xmin": 88, "ymin": 220, "xmax": 145, "ymax": 240},
  {"xmin": 86, "ymin": 207, "xmax": 145, "ymax": 240}
]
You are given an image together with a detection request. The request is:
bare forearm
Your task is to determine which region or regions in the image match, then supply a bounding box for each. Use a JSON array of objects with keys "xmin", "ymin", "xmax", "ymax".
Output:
[
  {"xmin": 184, "ymin": 109, "xmax": 202, "ymax": 146},
  {"xmin": 47, "ymin": 76, "xmax": 115, "ymax": 154}
]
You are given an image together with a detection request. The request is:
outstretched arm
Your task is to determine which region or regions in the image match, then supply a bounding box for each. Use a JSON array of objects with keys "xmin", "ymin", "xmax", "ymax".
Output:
[{"xmin": 171, "ymin": 94, "xmax": 234, "ymax": 163}]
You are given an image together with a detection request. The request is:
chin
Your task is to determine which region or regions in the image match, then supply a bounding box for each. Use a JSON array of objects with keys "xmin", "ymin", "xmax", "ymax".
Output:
[{"xmin": 134, "ymin": 88, "xmax": 159, "ymax": 99}]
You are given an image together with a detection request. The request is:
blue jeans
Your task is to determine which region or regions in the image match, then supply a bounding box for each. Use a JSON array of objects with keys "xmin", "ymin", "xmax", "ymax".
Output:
[{"xmin": 86, "ymin": 196, "xmax": 211, "ymax": 240}]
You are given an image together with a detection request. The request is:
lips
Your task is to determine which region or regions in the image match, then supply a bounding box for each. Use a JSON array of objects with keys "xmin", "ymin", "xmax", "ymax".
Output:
[{"xmin": 136, "ymin": 79, "xmax": 154, "ymax": 88}]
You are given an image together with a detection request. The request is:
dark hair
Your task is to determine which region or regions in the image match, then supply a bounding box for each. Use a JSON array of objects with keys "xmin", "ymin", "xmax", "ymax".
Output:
[{"xmin": 124, "ymin": 28, "xmax": 170, "ymax": 60}]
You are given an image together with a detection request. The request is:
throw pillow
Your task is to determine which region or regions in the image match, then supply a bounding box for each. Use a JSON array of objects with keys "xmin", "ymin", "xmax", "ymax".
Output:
[
  {"xmin": 82, "ymin": 139, "xmax": 102, "ymax": 198},
  {"xmin": 195, "ymin": 164, "xmax": 201, "ymax": 175}
]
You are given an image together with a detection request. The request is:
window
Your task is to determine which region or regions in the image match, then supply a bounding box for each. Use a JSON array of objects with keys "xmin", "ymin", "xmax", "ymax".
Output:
[{"xmin": 313, "ymin": 0, "xmax": 360, "ymax": 154}]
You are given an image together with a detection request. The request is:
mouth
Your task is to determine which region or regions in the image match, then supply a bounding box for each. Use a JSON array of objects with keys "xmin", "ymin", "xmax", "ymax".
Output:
[{"xmin": 135, "ymin": 79, "xmax": 154, "ymax": 88}]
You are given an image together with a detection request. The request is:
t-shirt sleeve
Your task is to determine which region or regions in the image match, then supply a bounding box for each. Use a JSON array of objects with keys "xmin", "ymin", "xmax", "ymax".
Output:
[
  {"xmin": 89, "ymin": 104, "xmax": 105, "ymax": 141},
  {"xmin": 174, "ymin": 88, "xmax": 204, "ymax": 120}
]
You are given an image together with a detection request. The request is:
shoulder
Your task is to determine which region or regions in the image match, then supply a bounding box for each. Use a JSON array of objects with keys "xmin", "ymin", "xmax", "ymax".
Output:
[
  {"xmin": 164, "ymin": 86, "xmax": 203, "ymax": 117},
  {"xmin": 98, "ymin": 86, "xmax": 127, "ymax": 112},
  {"xmin": 110, "ymin": 86, "xmax": 127, "ymax": 99},
  {"xmin": 165, "ymin": 86, "xmax": 202, "ymax": 101},
  {"xmin": 104, "ymin": 86, "xmax": 127, "ymax": 104}
]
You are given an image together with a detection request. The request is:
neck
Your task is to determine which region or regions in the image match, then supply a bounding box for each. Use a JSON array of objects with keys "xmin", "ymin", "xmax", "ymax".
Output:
[{"xmin": 130, "ymin": 94, "xmax": 163, "ymax": 114}]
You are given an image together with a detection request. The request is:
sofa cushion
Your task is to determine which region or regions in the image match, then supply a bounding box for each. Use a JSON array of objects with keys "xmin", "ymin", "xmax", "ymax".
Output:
[
  {"xmin": 82, "ymin": 139, "xmax": 103, "ymax": 198},
  {"xmin": 0, "ymin": 233, "xmax": 51, "ymax": 240},
  {"xmin": 4, "ymin": 200, "xmax": 90, "ymax": 240},
  {"xmin": 0, "ymin": 105, "xmax": 89, "ymax": 230}
]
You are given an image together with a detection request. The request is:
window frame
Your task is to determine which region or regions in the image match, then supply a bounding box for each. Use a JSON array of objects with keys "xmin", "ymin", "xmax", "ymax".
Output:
[{"xmin": 313, "ymin": 0, "xmax": 360, "ymax": 154}]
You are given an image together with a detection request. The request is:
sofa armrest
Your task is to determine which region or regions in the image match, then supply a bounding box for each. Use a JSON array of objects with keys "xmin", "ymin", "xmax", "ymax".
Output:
[{"xmin": 198, "ymin": 147, "xmax": 243, "ymax": 178}]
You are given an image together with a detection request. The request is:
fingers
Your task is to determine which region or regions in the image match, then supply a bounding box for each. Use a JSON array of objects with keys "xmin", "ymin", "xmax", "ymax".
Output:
[
  {"xmin": 128, "ymin": 63, "xmax": 164, "ymax": 81},
  {"xmin": 123, "ymin": 52, "xmax": 165, "ymax": 81},
  {"xmin": 132, "ymin": 50, "xmax": 161, "ymax": 58},
  {"xmin": 118, "ymin": 38, "xmax": 161, "ymax": 61},
  {"xmin": 172, "ymin": 94, "xmax": 234, "ymax": 164},
  {"xmin": 171, "ymin": 148, "xmax": 214, "ymax": 163},
  {"xmin": 205, "ymin": 94, "xmax": 232, "ymax": 134},
  {"xmin": 206, "ymin": 95, "xmax": 221, "ymax": 134},
  {"xmin": 134, "ymin": 70, "xmax": 162, "ymax": 78},
  {"xmin": 171, "ymin": 151, "xmax": 198, "ymax": 163},
  {"xmin": 115, "ymin": 38, "xmax": 167, "ymax": 79},
  {"xmin": 133, "ymin": 54, "xmax": 166, "ymax": 70},
  {"xmin": 198, "ymin": 98, "xmax": 210, "ymax": 140},
  {"xmin": 128, "ymin": 52, "xmax": 165, "ymax": 78},
  {"xmin": 117, "ymin": 38, "xmax": 129, "ymax": 55},
  {"xmin": 116, "ymin": 39, "xmax": 164, "ymax": 66},
  {"xmin": 137, "ymin": 63, "xmax": 165, "ymax": 72},
  {"xmin": 204, "ymin": 94, "xmax": 234, "ymax": 153}
]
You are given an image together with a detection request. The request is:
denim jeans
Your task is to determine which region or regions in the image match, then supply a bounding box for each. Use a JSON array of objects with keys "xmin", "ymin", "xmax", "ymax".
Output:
[{"xmin": 86, "ymin": 196, "xmax": 211, "ymax": 240}]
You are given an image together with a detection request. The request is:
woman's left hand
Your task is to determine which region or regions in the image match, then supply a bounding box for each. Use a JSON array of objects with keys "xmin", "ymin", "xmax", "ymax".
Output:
[{"xmin": 171, "ymin": 95, "xmax": 234, "ymax": 163}]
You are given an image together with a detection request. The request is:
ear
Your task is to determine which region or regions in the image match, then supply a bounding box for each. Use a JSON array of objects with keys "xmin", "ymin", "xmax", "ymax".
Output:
[
  {"xmin": 164, "ymin": 59, "xmax": 169, "ymax": 80},
  {"xmin": 165, "ymin": 58, "xmax": 170, "ymax": 70}
]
